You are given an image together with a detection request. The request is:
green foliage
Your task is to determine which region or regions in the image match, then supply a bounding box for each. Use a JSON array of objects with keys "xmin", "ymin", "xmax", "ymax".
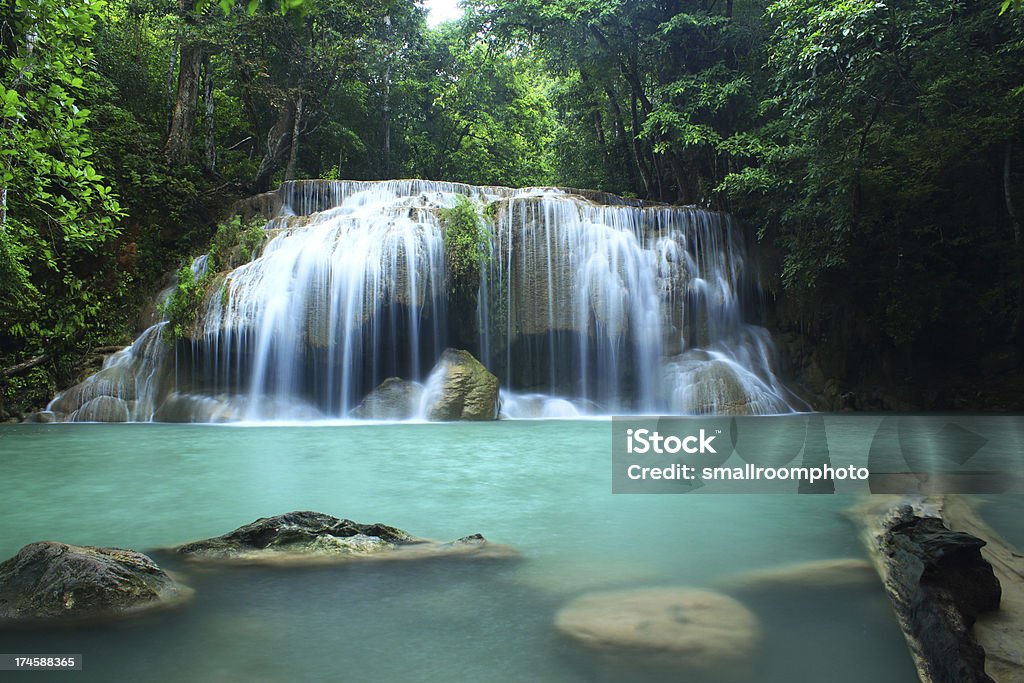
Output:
[
  {"xmin": 721, "ymin": 0, "xmax": 1024, "ymax": 355},
  {"xmin": 160, "ymin": 265, "xmax": 209, "ymax": 341},
  {"xmin": 208, "ymin": 215, "xmax": 266, "ymax": 271},
  {"xmin": 439, "ymin": 196, "xmax": 491, "ymax": 284},
  {"xmin": 0, "ymin": 0, "xmax": 125, "ymax": 330},
  {"xmin": 157, "ymin": 213, "xmax": 263, "ymax": 342},
  {"xmin": 0, "ymin": 0, "xmax": 133, "ymax": 412},
  {"xmin": 404, "ymin": 24, "xmax": 557, "ymax": 186}
]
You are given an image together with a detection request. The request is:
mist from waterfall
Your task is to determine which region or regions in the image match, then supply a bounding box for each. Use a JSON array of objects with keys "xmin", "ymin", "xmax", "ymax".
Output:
[{"xmin": 48, "ymin": 180, "xmax": 797, "ymax": 422}]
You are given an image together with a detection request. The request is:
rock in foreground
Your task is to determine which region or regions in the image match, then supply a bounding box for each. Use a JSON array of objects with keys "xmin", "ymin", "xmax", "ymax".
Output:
[
  {"xmin": 174, "ymin": 511, "xmax": 515, "ymax": 564},
  {"xmin": 0, "ymin": 542, "xmax": 189, "ymax": 623},
  {"xmin": 554, "ymin": 588, "xmax": 761, "ymax": 675},
  {"xmin": 424, "ymin": 349, "xmax": 499, "ymax": 421}
]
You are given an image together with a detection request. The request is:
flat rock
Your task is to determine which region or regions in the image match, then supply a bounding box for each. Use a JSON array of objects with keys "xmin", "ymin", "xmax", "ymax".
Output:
[
  {"xmin": 554, "ymin": 588, "xmax": 761, "ymax": 673},
  {"xmin": 173, "ymin": 511, "xmax": 515, "ymax": 564},
  {"xmin": 0, "ymin": 542, "xmax": 190, "ymax": 623}
]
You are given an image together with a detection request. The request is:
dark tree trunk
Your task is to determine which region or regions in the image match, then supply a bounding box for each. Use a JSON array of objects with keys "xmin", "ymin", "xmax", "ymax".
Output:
[
  {"xmin": 381, "ymin": 76, "xmax": 391, "ymax": 178},
  {"xmin": 252, "ymin": 101, "xmax": 295, "ymax": 192},
  {"xmin": 603, "ymin": 85, "xmax": 641, "ymax": 192},
  {"xmin": 165, "ymin": 38, "xmax": 178, "ymax": 134},
  {"xmin": 202, "ymin": 54, "xmax": 216, "ymax": 173},
  {"xmin": 629, "ymin": 94, "xmax": 655, "ymax": 197},
  {"xmin": 165, "ymin": 40, "xmax": 204, "ymax": 166},
  {"xmin": 285, "ymin": 94, "xmax": 303, "ymax": 182}
]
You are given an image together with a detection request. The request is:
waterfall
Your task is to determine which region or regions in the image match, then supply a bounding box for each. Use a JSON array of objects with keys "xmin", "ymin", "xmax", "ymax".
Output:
[{"xmin": 48, "ymin": 180, "xmax": 798, "ymax": 422}]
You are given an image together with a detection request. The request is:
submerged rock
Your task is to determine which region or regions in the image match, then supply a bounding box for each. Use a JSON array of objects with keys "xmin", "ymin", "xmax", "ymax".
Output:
[
  {"xmin": 424, "ymin": 349, "xmax": 499, "ymax": 421},
  {"xmin": 174, "ymin": 511, "xmax": 515, "ymax": 564},
  {"xmin": 0, "ymin": 542, "xmax": 189, "ymax": 623},
  {"xmin": 721, "ymin": 558, "xmax": 876, "ymax": 591},
  {"xmin": 554, "ymin": 588, "xmax": 761, "ymax": 674},
  {"xmin": 350, "ymin": 377, "xmax": 423, "ymax": 420}
]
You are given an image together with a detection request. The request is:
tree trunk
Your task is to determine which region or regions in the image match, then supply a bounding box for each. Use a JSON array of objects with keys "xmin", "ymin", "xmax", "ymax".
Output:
[
  {"xmin": 202, "ymin": 54, "xmax": 216, "ymax": 173},
  {"xmin": 166, "ymin": 38, "xmax": 178, "ymax": 133},
  {"xmin": 1, "ymin": 352, "xmax": 51, "ymax": 378},
  {"xmin": 165, "ymin": 40, "xmax": 204, "ymax": 166},
  {"xmin": 285, "ymin": 94, "xmax": 303, "ymax": 182},
  {"xmin": 603, "ymin": 85, "xmax": 641, "ymax": 192},
  {"xmin": 253, "ymin": 103, "xmax": 295, "ymax": 192},
  {"xmin": 381, "ymin": 78, "xmax": 391, "ymax": 178},
  {"xmin": 629, "ymin": 93, "xmax": 655, "ymax": 197}
]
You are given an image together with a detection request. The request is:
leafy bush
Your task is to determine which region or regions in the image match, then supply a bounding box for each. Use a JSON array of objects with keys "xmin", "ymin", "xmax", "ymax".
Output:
[
  {"xmin": 161, "ymin": 266, "xmax": 209, "ymax": 340},
  {"xmin": 439, "ymin": 195, "xmax": 491, "ymax": 284},
  {"xmin": 208, "ymin": 215, "xmax": 266, "ymax": 272}
]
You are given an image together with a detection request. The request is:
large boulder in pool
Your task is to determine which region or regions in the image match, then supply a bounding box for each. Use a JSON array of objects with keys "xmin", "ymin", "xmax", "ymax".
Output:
[
  {"xmin": 350, "ymin": 377, "xmax": 424, "ymax": 420},
  {"xmin": 173, "ymin": 511, "xmax": 515, "ymax": 564},
  {"xmin": 0, "ymin": 542, "xmax": 190, "ymax": 623},
  {"xmin": 554, "ymin": 588, "xmax": 761, "ymax": 675},
  {"xmin": 424, "ymin": 349, "xmax": 499, "ymax": 421}
]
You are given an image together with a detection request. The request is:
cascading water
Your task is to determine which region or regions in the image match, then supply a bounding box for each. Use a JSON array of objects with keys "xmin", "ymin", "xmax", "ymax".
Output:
[
  {"xmin": 47, "ymin": 180, "xmax": 798, "ymax": 422},
  {"xmin": 478, "ymin": 195, "xmax": 794, "ymax": 416}
]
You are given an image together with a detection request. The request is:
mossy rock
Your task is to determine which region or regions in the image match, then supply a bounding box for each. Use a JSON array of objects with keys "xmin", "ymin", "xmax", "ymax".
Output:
[
  {"xmin": 173, "ymin": 511, "xmax": 515, "ymax": 565},
  {"xmin": 0, "ymin": 542, "xmax": 190, "ymax": 623},
  {"xmin": 425, "ymin": 349, "xmax": 499, "ymax": 421}
]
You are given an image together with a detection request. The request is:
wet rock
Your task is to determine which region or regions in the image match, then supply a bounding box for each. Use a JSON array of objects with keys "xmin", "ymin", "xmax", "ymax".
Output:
[
  {"xmin": 48, "ymin": 324, "xmax": 171, "ymax": 422},
  {"xmin": 174, "ymin": 511, "xmax": 515, "ymax": 564},
  {"xmin": 871, "ymin": 503, "xmax": 1001, "ymax": 683},
  {"xmin": 350, "ymin": 377, "xmax": 423, "ymax": 420},
  {"xmin": 70, "ymin": 396, "xmax": 131, "ymax": 423},
  {"xmin": 0, "ymin": 542, "xmax": 189, "ymax": 623},
  {"xmin": 21, "ymin": 411, "xmax": 57, "ymax": 424},
  {"xmin": 425, "ymin": 349, "xmax": 499, "ymax": 421},
  {"xmin": 152, "ymin": 393, "xmax": 244, "ymax": 423},
  {"xmin": 554, "ymin": 588, "xmax": 761, "ymax": 674}
]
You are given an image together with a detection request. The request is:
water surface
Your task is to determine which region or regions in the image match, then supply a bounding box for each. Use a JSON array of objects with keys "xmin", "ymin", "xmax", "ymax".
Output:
[{"xmin": 0, "ymin": 421, "xmax": 917, "ymax": 682}]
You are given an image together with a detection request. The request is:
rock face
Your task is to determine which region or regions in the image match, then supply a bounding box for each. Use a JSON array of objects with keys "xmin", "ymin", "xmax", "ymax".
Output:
[
  {"xmin": 0, "ymin": 542, "xmax": 189, "ymax": 622},
  {"xmin": 554, "ymin": 588, "xmax": 761, "ymax": 674},
  {"xmin": 350, "ymin": 378, "xmax": 424, "ymax": 419},
  {"xmin": 424, "ymin": 349, "xmax": 499, "ymax": 421},
  {"xmin": 872, "ymin": 504, "xmax": 1001, "ymax": 683},
  {"xmin": 70, "ymin": 395, "xmax": 131, "ymax": 422},
  {"xmin": 174, "ymin": 511, "xmax": 513, "ymax": 564}
]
